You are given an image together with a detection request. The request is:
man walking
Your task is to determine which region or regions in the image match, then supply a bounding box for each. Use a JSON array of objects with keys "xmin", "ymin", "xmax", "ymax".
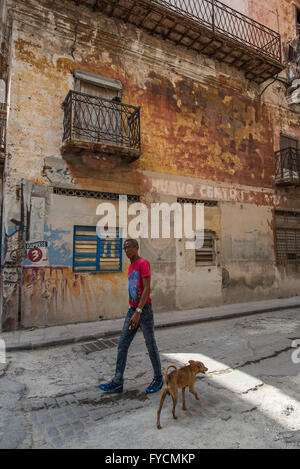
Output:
[{"xmin": 99, "ymin": 239, "xmax": 163, "ymax": 393}]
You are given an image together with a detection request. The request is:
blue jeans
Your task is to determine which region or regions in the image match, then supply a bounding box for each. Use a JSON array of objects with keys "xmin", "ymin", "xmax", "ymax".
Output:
[{"xmin": 113, "ymin": 303, "xmax": 162, "ymax": 385}]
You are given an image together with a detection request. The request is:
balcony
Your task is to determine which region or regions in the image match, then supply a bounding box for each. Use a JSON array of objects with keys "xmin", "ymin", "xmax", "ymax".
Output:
[
  {"xmin": 275, "ymin": 147, "xmax": 300, "ymax": 186},
  {"xmin": 61, "ymin": 90, "xmax": 141, "ymax": 163},
  {"xmin": 0, "ymin": 105, "xmax": 6, "ymax": 168},
  {"xmin": 0, "ymin": 106, "xmax": 6, "ymax": 151},
  {"xmin": 97, "ymin": 0, "xmax": 283, "ymax": 83}
]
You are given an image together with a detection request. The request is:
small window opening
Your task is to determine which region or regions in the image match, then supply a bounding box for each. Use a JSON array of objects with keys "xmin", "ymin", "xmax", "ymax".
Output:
[{"xmin": 195, "ymin": 230, "xmax": 216, "ymax": 267}]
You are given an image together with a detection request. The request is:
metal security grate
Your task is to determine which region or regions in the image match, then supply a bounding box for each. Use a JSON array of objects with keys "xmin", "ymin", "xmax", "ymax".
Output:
[
  {"xmin": 177, "ymin": 197, "xmax": 218, "ymax": 207},
  {"xmin": 0, "ymin": 105, "xmax": 6, "ymax": 153},
  {"xmin": 79, "ymin": 338, "xmax": 119, "ymax": 354},
  {"xmin": 276, "ymin": 210, "xmax": 300, "ymax": 219},
  {"xmin": 53, "ymin": 187, "xmax": 140, "ymax": 202},
  {"xmin": 63, "ymin": 90, "xmax": 141, "ymax": 151},
  {"xmin": 73, "ymin": 226, "xmax": 122, "ymax": 273},
  {"xmin": 275, "ymin": 229, "xmax": 300, "ymax": 265}
]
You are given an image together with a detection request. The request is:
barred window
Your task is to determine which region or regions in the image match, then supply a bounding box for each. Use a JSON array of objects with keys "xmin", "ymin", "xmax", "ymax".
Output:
[
  {"xmin": 73, "ymin": 226, "xmax": 122, "ymax": 273},
  {"xmin": 195, "ymin": 231, "xmax": 216, "ymax": 266},
  {"xmin": 275, "ymin": 211, "xmax": 300, "ymax": 265},
  {"xmin": 275, "ymin": 229, "xmax": 300, "ymax": 264}
]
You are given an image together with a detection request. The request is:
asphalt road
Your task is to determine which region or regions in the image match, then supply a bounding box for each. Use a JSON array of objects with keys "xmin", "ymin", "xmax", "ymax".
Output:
[{"xmin": 0, "ymin": 308, "xmax": 300, "ymax": 449}]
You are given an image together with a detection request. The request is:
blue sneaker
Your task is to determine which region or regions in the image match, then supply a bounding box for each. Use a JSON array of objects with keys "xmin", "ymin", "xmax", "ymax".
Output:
[
  {"xmin": 145, "ymin": 377, "xmax": 163, "ymax": 394},
  {"xmin": 99, "ymin": 381, "xmax": 123, "ymax": 393}
]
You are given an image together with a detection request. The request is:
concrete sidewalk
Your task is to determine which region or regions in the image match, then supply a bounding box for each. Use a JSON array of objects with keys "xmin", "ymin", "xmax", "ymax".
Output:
[{"xmin": 1, "ymin": 296, "xmax": 300, "ymax": 352}]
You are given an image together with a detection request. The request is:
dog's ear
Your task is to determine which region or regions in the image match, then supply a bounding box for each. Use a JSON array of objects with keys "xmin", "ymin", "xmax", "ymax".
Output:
[{"xmin": 188, "ymin": 360, "xmax": 195, "ymax": 364}]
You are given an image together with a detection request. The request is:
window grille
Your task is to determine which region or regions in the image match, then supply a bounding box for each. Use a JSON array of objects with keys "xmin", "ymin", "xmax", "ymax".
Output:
[
  {"xmin": 275, "ymin": 211, "xmax": 300, "ymax": 265},
  {"xmin": 276, "ymin": 210, "xmax": 300, "ymax": 219},
  {"xmin": 195, "ymin": 231, "xmax": 216, "ymax": 266},
  {"xmin": 53, "ymin": 187, "xmax": 140, "ymax": 202},
  {"xmin": 73, "ymin": 226, "xmax": 122, "ymax": 273},
  {"xmin": 0, "ymin": 105, "xmax": 6, "ymax": 153},
  {"xmin": 275, "ymin": 229, "xmax": 300, "ymax": 264},
  {"xmin": 177, "ymin": 197, "xmax": 218, "ymax": 207}
]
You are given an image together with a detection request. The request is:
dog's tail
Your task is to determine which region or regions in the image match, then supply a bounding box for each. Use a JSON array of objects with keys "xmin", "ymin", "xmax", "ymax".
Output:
[{"xmin": 164, "ymin": 364, "xmax": 177, "ymax": 387}]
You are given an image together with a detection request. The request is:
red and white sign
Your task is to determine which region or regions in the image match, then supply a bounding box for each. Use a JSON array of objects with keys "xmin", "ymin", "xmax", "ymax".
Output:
[
  {"xmin": 28, "ymin": 247, "xmax": 43, "ymax": 263},
  {"xmin": 26, "ymin": 241, "xmax": 48, "ymax": 266}
]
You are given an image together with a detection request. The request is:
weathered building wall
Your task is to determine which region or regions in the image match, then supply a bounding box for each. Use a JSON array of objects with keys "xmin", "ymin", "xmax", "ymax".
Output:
[
  {"xmin": 248, "ymin": 0, "xmax": 300, "ymax": 40},
  {"xmin": 22, "ymin": 194, "xmax": 144, "ymax": 327},
  {"xmin": 8, "ymin": 0, "xmax": 277, "ymax": 188},
  {"xmin": 1, "ymin": 0, "xmax": 300, "ymax": 329},
  {"xmin": 222, "ymin": 0, "xmax": 300, "ymax": 41},
  {"xmin": 175, "ymin": 203, "xmax": 222, "ymax": 310},
  {"xmin": 0, "ymin": 0, "xmax": 9, "ymax": 79},
  {"xmin": 221, "ymin": 203, "xmax": 276, "ymax": 302}
]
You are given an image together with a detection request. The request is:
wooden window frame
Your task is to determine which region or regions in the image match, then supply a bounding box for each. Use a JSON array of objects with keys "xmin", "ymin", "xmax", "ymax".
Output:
[
  {"xmin": 72, "ymin": 70, "xmax": 123, "ymax": 145},
  {"xmin": 73, "ymin": 69, "xmax": 122, "ymax": 97},
  {"xmin": 73, "ymin": 225, "xmax": 122, "ymax": 273},
  {"xmin": 280, "ymin": 133, "xmax": 298, "ymax": 151},
  {"xmin": 195, "ymin": 230, "xmax": 217, "ymax": 267}
]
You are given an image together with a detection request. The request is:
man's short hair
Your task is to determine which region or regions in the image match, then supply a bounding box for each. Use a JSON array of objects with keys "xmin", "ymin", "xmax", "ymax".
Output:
[{"xmin": 124, "ymin": 239, "xmax": 139, "ymax": 248}]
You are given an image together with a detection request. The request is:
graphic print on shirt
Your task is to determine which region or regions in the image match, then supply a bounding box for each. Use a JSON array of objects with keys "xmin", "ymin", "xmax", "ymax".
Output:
[{"xmin": 128, "ymin": 270, "xmax": 141, "ymax": 303}]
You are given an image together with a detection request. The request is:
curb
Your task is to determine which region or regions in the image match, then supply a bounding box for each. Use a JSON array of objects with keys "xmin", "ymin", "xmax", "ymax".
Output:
[{"xmin": 5, "ymin": 302, "xmax": 300, "ymax": 352}]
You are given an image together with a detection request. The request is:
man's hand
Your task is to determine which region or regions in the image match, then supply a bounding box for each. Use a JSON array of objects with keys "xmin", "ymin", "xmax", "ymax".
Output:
[{"xmin": 129, "ymin": 310, "xmax": 141, "ymax": 330}]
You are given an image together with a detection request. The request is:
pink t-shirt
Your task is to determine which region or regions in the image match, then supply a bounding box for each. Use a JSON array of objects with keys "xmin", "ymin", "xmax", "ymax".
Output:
[{"xmin": 128, "ymin": 258, "xmax": 151, "ymax": 306}]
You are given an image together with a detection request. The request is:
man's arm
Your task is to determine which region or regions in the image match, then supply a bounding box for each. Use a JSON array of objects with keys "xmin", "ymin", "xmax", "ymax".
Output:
[
  {"xmin": 137, "ymin": 276, "xmax": 150, "ymax": 311},
  {"xmin": 129, "ymin": 276, "xmax": 150, "ymax": 329}
]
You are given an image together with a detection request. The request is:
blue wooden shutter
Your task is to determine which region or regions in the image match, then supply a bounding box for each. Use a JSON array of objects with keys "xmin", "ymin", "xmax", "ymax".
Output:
[{"xmin": 73, "ymin": 226, "xmax": 122, "ymax": 272}]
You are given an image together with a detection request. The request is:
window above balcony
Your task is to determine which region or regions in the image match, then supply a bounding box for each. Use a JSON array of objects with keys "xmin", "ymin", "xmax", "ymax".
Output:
[
  {"xmin": 97, "ymin": 0, "xmax": 283, "ymax": 83},
  {"xmin": 61, "ymin": 90, "xmax": 141, "ymax": 165}
]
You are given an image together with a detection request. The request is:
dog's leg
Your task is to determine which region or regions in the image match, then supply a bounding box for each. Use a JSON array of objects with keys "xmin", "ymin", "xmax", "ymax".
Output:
[
  {"xmin": 171, "ymin": 388, "xmax": 178, "ymax": 420},
  {"xmin": 189, "ymin": 383, "xmax": 200, "ymax": 400},
  {"xmin": 182, "ymin": 386, "xmax": 187, "ymax": 410},
  {"xmin": 157, "ymin": 389, "xmax": 167, "ymax": 429}
]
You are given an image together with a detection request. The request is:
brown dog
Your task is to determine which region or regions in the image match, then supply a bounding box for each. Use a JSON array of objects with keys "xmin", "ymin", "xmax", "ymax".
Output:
[{"xmin": 157, "ymin": 360, "xmax": 208, "ymax": 429}]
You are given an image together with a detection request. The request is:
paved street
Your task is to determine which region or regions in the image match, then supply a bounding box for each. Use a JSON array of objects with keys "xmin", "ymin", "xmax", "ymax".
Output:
[{"xmin": 0, "ymin": 307, "xmax": 300, "ymax": 449}]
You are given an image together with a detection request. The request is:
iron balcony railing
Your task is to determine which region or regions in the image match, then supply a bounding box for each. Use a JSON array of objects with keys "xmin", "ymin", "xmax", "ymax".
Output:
[
  {"xmin": 62, "ymin": 90, "xmax": 141, "ymax": 152},
  {"xmin": 275, "ymin": 147, "xmax": 300, "ymax": 184},
  {"xmin": 152, "ymin": 0, "xmax": 281, "ymax": 62},
  {"xmin": 0, "ymin": 106, "xmax": 6, "ymax": 152}
]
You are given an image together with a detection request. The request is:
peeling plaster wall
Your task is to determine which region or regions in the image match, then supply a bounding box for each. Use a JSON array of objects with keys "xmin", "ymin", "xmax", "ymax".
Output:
[
  {"xmin": 176, "ymin": 204, "xmax": 222, "ymax": 310},
  {"xmin": 22, "ymin": 194, "xmax": 130, "ymax": 326},
  {"xmin": 0, "ymin": 0, "xmax": 9, "ymax": 78},
  {"xmin": 2, "ymin": 0, "xmax": 300, "ymax": 329},
  {"xmin": 247, "ymin": 0, "xmax": 300, "ymax": 41},
  {"xmin": 21, "ymin": 193, "xmax": 181, "ymax": 326},
  {"xmin": 221, "ymin": 202, "xmax": 277, "ymax": 303},
  {"xmin": 8, "ymin": 1, "xmax": 276, "ymax": 187}
]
